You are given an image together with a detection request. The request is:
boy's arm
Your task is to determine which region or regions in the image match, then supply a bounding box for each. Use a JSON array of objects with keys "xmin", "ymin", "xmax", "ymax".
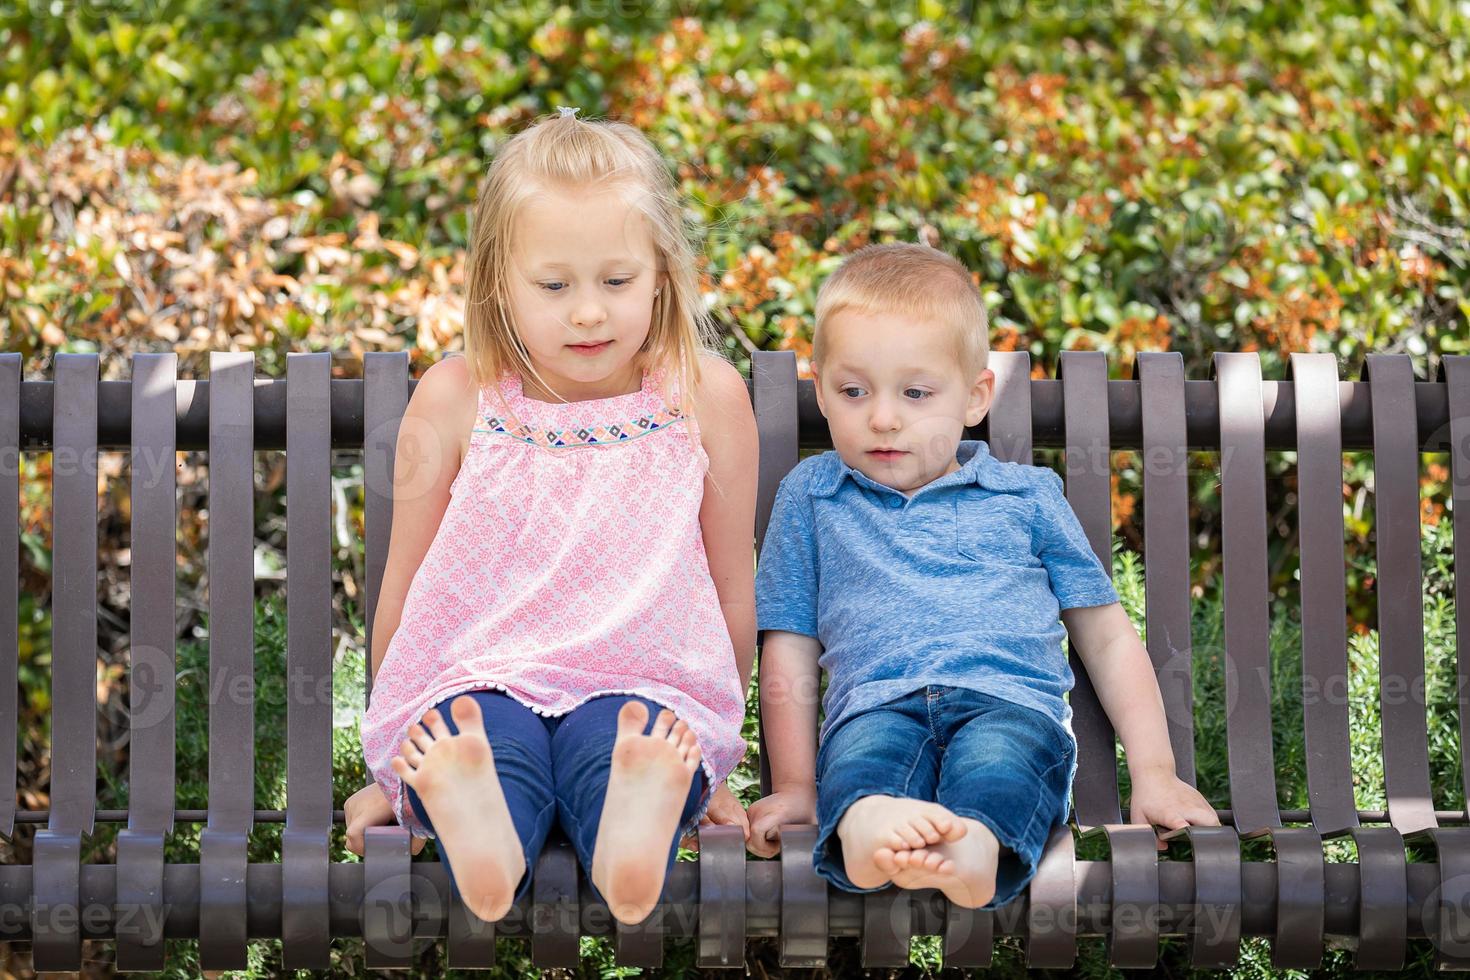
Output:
[
  {"xmin": 747, "ymin": 629, "xmax": 822, "ymax": 857},
  {"xmin": 748, "ymin": 473, "xmax": 824, "ymax": 856},
  {"xmin": 1059, "ymin": 603, "xmax": 1176, "ymax": 777},
  {"xmin": 1036, "ymin": 470, "xmax": 1217, "ymax": 842}
]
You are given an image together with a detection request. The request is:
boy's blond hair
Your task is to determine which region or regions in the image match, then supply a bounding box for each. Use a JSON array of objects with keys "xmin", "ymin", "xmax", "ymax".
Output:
[
  {"xmin": 813, "ymin": 242, "xmax": 989, "ymax": 378},
  {"xmin": 462, "ymin": 110, "xmax": 719, "ymax": 450}
]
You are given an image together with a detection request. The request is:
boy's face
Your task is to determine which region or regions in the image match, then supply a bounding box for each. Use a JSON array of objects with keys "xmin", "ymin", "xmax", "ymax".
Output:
[{"xmin": 812, "ymin": 309, "xmax": 993, "ymax": 498}]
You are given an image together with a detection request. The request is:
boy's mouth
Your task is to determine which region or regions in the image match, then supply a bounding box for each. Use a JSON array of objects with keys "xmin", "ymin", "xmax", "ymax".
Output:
[{"xmin": 868, "ymin": 449, "xmax": 907, "ymax": 461}]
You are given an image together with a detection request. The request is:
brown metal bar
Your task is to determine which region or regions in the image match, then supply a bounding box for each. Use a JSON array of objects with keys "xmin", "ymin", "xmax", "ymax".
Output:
[
  {"xmin": 14, "ymin": 377, "xmax": 1464, "ymax": 453},
  {"xmin": 1023, "ymin": 823, "xmax": 1078, "ymax": 967},
  {"xmin": 0, "ymin": 353, "xmax": 19, "ymax": 843},
  {"xmin": 752, "ymin": 350, "xmax": 800, "ymax": 801},
  {"xmin": 115, "ymin": 352, "xmax": 179, "ymax": 973},
  {"xmin": 1211, "ymin": 352, "xmax": 1283, "ymax": 835},
  {"xmin": 1363, "ymin": 354, "xmax": 1439, "ymax": 837},
  {"xmin": 982, "ymin": 351, "xmax": 1033, "ymax": 463},
  {"xmin": 1442, "ymin": 357, "xmax": 1470, "ymax": 823},
  {"xmin": 361, "ymin": 352, "xmax": 410, "ymax": 709},
  {"xmin": 1057, "ymin": 351, "xmax": 1121, "ymax": 831},
  {"xmin": 198, "ymin": 351, "xmax": 256, "ymax": 970},
  {"xmin": 32, "ymin": 353, "xmax": 101, "ymax": 973},
  {"xmin": 1135, "ymin": 352, "xmax": 1197, "ymax": 786},
  {"xmin": 281, "ymin": 352, "xmax": 334, "ymax": 970},
  {"xmin": 1287, "ymin": 353, "xmax": 1360, "ymax": 836}
]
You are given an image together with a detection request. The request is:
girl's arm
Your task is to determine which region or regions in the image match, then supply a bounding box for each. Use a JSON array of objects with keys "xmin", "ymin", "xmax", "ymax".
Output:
[
  {"xmin": 369, "ymin": 355, "xmax": 477, "ymax": 682},
  {"xmin": 695, "ymin": 355, "xmax": 761, "ymax": 698},
  {"xmin": 353, "ymin": 356, "xmax": 474, "ymax": 835}
]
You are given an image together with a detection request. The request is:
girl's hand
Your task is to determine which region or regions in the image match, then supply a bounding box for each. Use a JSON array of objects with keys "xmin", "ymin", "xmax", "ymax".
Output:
[
  {"xmin": 746, "ymin": 787, "xmax": 818, "ymax": 859},
  {"xmin": 344, "ymin": 782, "xmax": 428, "ymax": 857},
  {"xmin": 681, "ymin": 781, "xmax": 751, "ymax": 852},
  {"xmin": 1126, "ymin": 765, "xmax": 1220, "ymax": 850}
]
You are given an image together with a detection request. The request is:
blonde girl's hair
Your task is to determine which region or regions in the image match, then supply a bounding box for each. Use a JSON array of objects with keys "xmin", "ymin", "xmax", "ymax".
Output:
[{"xmin": 461, "ymin": 109, "xmax": 722, "ymax": 458}]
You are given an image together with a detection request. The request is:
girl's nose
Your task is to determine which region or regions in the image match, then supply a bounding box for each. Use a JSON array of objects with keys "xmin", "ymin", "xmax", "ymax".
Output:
[{"xmin": 571, "ymin": 301, "xmax": 607, "ymax": 328}]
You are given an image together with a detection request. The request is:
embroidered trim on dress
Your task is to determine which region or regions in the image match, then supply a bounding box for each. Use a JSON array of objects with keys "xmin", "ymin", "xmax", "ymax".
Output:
[{"xmin": 472, "ymin": 405, "xmax": 685, "ymax": 449}]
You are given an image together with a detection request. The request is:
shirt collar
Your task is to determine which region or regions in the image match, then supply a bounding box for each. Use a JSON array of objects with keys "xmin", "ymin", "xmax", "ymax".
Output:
[{"xmin": 809, "ymin": 439, "xmax": 1032, "ymax": 499}]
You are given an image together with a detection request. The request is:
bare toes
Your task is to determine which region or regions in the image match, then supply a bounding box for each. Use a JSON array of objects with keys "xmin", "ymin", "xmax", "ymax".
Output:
[
  {"xmin": 423, "ymin": 708, "xmax": 451, "ymax": 738},
  {"xmin": 449, "ymin": 694, "xmax": 484, "ymax": 730},
  {"xmin": 616, "ymin": 700, "xmax": 650, "ymax": 737},
  {"xmin": 874, "ymin": 848, "xmax": 900, "ymax": 874},
  {"xmin": 650, "ymin": 708, "xmax": 676, "ymax": 739}
]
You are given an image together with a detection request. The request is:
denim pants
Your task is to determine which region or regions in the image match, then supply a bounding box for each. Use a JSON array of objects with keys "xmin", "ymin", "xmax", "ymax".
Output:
[
  {"xmin": 404, "ymin": 690, "xmax": 708, "ymax": 907},
  {"xmin": 814, "ymin": 685, "xmax": 1075, "ymax": 910}
]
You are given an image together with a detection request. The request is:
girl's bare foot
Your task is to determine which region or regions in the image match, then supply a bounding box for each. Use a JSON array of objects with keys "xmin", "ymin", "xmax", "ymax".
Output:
[
  {"xmin": 390, "ymin": 695, "xmax": 524, "ymax": 922},
  {"xmin": 590, "ymin": 702, "xmax": 701, "ymax": 925},
  {"xmin": 835, "ymin": 796, "xmax": 967, "ymax": 890},
  {"xmin": 875, "ymin": 816, "xmax": 1000, "ymax": 908}
]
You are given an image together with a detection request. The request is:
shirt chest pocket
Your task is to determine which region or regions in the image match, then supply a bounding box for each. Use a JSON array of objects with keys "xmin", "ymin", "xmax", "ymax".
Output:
[{"xmin": 955, "ymin": 495, "xmax": 1037, "ymax": 563}]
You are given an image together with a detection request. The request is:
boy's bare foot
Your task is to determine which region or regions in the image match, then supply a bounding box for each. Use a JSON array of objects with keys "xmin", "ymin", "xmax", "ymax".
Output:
[
  {"xmin": 390, "ymin": 695, "xmax": 524, "ymax": 922},
  {"xmin": 874, "ymin": 816, "xmax": 1000, "ymax": 908},
  {"xmin": 835, "ymin": 796, "xmax": 968, "ymax": 890},
  {"xmin": 590, "ymin": 702, "xmax": 702, "ymax": 925}
]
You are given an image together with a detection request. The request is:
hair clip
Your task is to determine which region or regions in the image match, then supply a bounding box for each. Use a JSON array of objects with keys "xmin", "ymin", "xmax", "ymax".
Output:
[{"xmin": 556, "ymin": 105, "xmax": 581, "ymax": 119}]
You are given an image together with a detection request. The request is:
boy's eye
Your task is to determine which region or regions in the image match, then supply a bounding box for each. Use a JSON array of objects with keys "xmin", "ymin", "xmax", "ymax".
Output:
[
  {"xmin": 904, "ymin": 388, "xmax": 931, "ymax": 400},
  {"xmin": 840, "ymin": 386, "xmax": 867, "ymax": 398}
]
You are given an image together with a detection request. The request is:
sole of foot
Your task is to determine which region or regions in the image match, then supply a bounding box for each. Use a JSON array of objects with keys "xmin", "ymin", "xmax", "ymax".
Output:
[
  {"xmin": 391, "ymin": 695, "xmax": 525, "ymax": 922},
  {"xmin": 590, "ymin": 701, "xmax": 702, "ymax": 925}
]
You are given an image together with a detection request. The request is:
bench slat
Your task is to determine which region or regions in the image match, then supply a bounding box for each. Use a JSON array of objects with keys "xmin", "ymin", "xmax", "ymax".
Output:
[
  {"xmin": 281, "ymin": 351, "xmax": 334, "ymax": 969},
  {"xmin": 1213, "ymin": 352, "xmax": 1283, "ymax": 835},
  {"xmin": 1364, "ymin": 354, "xmax": 1439, "ymax": 836},
  {"xmin": 1136, "ymin": 352, "xmax": 1198, "ymax": 786},
  {"xmin": 985, "ymin": 350, "xmax": 1032, "ymax": 463},
  {"xmin": 1288, "ymin": 353, "xmax": 1360, "ymax": 835},
  {"xmin": 46, "ymin": 352, "xmax": 100, "ymax": 839},
  {"xmin": 0, "ymin": 353, "xmax": 18, "ymax": 842},
  {"xmin": 116, "ymin": 352, "xmax": 179, "ymax": 971},
  {"xmin": 358, "ymin": 352, "xmax": 420, "ymax": 969},
  {"xmin": 752, "ymin": 350, "xmax": 800, "ymax": 801},
  {"xmin": 31, "ymin": 353, "xmax": 101, "ymax": 973},
  {"xmin": 1058, "ymin": 350, "xmax": 1121, "ymax": 830},
  {"xmin": 1440, "ymin": 355, "xmax": 1470, "ymax": 819},
  {"xmin": 198, "ymin": 351, "xmax": 256, "ymax": 970}
]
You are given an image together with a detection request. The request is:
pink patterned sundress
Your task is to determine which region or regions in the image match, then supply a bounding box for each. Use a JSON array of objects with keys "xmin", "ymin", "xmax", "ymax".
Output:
[{"xmin": 360, "ymin": 363, "xmax": 748, "ymax": 838}]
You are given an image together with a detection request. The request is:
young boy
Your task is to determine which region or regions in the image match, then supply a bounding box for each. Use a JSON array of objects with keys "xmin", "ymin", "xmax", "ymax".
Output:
[{"xmin": 747, "ymin": 242, "xmax": 1217, "ymax": 910}]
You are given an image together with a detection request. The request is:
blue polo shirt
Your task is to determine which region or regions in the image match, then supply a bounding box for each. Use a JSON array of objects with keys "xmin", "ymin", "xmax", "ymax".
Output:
[{"xmin": 754, "ymin": 439, "xmax": 1120, "ymax": 747}]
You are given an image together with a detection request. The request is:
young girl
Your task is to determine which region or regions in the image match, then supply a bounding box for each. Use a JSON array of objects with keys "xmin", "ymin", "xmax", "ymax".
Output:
[{"xmin": 343, "ymin": 107, "xmax": 759, "ymax": 927}]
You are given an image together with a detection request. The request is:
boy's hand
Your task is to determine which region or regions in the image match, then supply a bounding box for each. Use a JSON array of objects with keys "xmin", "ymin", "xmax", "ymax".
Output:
[
  {"xmin": 747, "ymin": 787, "xmax": 818, "ymax": 859},
  {"xmin": 681, "ymin": 781, "xmax": 751, "ymax": 852},
  {"xmin": 1127, "ymin": 764, "xmax": 1220, "ymax": 850},
  {"xmin": 344, "ymin": 782, "xmax": 428, "ymax": 857}
]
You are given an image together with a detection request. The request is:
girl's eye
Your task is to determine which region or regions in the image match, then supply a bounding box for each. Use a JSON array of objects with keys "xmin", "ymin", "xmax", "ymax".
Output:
[
  {"xmin": 540, "ymin": 282, "xmax": 566, "ymax": 292},
  {"xmin": 904, "ymin": 388, "xmax": 931, "ymax": 400},
  {"xmin": 606, "ymin": 278, "xmax": 631, "ymax": 287}
]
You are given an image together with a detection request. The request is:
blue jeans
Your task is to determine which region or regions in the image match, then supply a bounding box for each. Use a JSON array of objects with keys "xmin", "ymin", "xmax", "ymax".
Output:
[
  {"xmin": 814, "ymin": 685, "xmax": 1075, "ymax": 910},
  {"xmin": 404, "ymin": 690, "xmax": 708, "ymax": 907}
]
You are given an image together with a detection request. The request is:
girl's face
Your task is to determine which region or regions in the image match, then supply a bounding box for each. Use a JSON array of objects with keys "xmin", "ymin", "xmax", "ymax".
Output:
[{"xmin": 507, "ymin": 181, "xmax": 665, "ymax": 402}]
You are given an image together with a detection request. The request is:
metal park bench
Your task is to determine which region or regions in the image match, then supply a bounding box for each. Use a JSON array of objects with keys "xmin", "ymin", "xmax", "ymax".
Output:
[{"xmin": 2, "ymin": 346, "xmax": 1469, "ymax": 972}]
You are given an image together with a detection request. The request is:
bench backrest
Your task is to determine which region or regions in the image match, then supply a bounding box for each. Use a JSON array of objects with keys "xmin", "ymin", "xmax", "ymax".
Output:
[{"xmin": 2, "ymin": 347, "xmax": 1466, "ymax": 847}]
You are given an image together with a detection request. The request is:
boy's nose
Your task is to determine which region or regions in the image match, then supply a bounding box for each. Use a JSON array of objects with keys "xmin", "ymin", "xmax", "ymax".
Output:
[{"xmin": 868, "ymin": 400, "xmax": 901, "ymax": 431}]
